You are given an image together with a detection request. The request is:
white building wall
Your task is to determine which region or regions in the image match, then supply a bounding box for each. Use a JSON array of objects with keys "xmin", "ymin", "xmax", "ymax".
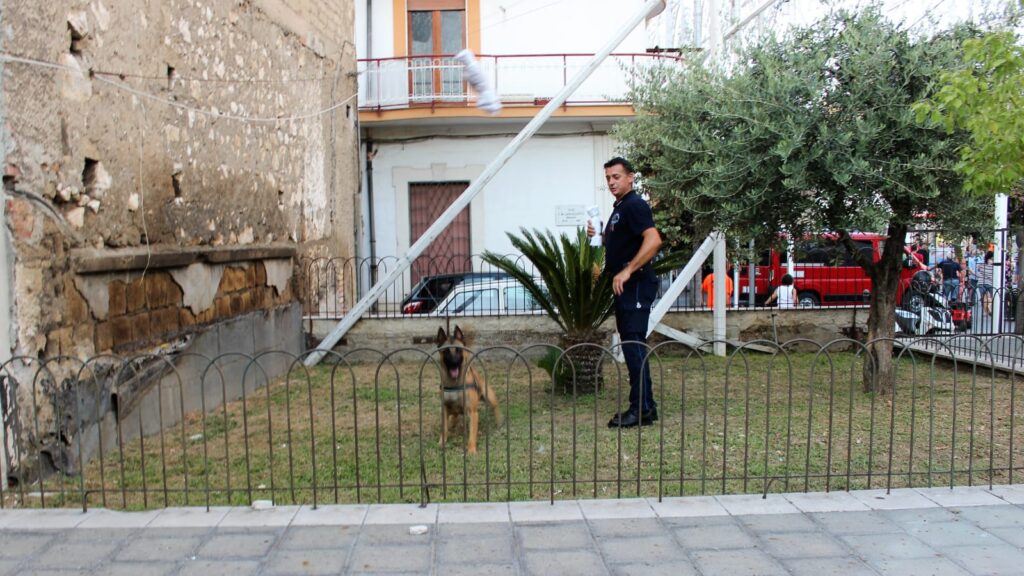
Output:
[
  {"xmin": 372, "ymin": 133, "xmax": 606, "ymax": 257},
  {"xmin": 355, "ymin": 0, "xmax": 662, "ymax": 60},
  {"xmin": 479, "ymin": 0, "xmax": 653, "ymax": 55}
]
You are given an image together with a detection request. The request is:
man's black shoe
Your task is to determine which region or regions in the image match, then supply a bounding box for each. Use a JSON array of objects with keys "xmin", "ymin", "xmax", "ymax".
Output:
[{"xmin": 607, "ymin": 408, "xmax": 658, "ymax": 428}]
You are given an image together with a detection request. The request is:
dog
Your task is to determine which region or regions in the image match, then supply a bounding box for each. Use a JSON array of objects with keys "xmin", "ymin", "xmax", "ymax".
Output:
[{"xmin": 435, "ymin": 325, "xmax": 502, "ymax": 454}]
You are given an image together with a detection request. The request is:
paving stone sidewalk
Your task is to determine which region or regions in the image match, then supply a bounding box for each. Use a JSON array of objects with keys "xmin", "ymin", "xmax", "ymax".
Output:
[{"xmin": 3, "ymin": 485, "xmax": 1024, "ymax": 575}]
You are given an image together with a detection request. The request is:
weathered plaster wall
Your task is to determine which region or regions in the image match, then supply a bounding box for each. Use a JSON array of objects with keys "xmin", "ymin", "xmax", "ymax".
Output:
[
  {"xmin": 0, "ymin": 0, "xmax": 358, "ymax": 482},
  {"xmin": 2, "ymin": 0, "xmax": 357, "ymax": 359}
]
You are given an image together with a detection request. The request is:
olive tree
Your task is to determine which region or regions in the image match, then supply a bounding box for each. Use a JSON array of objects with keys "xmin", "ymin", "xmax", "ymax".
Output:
[{"xmin": 615, "ymin": 8, "xmax": 992, "ymax": 392}]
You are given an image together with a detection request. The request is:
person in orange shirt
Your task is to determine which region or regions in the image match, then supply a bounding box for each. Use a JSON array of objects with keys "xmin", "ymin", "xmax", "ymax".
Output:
[{"xmin": 701, "ymin": 264, "xmax": 734, "ymax": 308}]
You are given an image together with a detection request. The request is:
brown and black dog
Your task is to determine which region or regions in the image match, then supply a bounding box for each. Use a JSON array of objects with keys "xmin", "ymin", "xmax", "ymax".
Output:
[{"xmin": 436, "ymin": 326, "xmax": 502, "ymax": 454}]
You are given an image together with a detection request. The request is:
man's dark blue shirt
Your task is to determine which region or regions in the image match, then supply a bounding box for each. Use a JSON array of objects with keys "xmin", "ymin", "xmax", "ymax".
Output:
[{"xmin": 604, "ymin": 191, "xmax": 657, "ymax": 283}]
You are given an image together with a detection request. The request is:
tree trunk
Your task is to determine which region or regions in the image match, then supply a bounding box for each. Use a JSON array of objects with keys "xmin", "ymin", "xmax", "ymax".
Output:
[
  {"xmin": 855, "ymin": 222, "xmax": 908, "ymax": 395},
  {"xmin": 557, "ymin": 333, "xmax": 608, "ymax": 394}
]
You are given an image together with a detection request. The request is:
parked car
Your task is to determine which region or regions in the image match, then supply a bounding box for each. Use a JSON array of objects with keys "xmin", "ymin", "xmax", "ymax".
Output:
[
  {"xmin": 401, "ymin": 271, "xmax": 511, "ymax": 314},
  {"xmin": 737, "ymin": 233, "xmax": 920, "ymax": 308},
  {"xmin": 430, "ymin": 278, "xmax": 546, "ymax": 317}
]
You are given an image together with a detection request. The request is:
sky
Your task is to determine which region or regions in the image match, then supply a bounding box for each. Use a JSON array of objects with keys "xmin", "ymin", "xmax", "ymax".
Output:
[{"xmin": 660, "ymin": 0, "xmax": 1014, "ymax": 51}]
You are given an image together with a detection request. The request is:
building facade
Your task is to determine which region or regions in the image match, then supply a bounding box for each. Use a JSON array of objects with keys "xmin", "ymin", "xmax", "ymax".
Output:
[
  {"xmin": 0, "ymin": 0, "xmax": 359, "ymax": 483},
  {"xmin": 353, "ymin": 0, "xmax": 680, "ymax": 306}
]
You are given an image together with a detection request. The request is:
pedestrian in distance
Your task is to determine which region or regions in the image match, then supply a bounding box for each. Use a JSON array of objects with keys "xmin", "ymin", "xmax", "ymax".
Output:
[
  {"xmin": 586, "ymin": 157, "xmax": 662, "ymax": 429},
  {"xmin": 701, "ymin": 263, "xmax": 734, "ymax": 308},
  {"xmin": 934, "ymin": 256, "xmax": 962, "ymax": 303},
  {"xmin": 765, "ymin": 273, "xmax": 796, "ymax": 308}
]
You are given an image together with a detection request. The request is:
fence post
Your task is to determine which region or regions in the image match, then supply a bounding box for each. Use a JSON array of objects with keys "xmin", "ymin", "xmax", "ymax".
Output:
[{"xmin": 993, "ymin": 195, "xmax": 1009, "ymax": 331}]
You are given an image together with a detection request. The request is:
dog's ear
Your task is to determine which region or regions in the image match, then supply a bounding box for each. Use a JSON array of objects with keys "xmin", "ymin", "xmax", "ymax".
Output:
[
  {"xmin": 453, "ymin": 325, "xmax": 465, "ymax": 342},
  {"xmin": 435, "ymin": 326, "xmax": 447, "ymax": 347}
]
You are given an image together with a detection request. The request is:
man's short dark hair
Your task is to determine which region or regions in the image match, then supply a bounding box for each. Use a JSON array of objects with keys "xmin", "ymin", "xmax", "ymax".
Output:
[{"xmin": 604, "ymin": 157, "xmax": 634, "ymax": 173}]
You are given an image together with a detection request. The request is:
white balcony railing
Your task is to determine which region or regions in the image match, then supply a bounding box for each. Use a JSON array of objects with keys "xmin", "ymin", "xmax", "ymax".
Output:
[{"xmin": 357, "ymin": 53, "xmax": 681, "ymax": 112}]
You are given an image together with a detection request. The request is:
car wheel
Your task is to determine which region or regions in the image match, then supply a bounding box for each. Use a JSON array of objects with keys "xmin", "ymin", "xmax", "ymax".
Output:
[
  {"xmin": 797, "ymin": 291, "xmax": 819, "ymax": 307},
  {"xmin": 902, "ymin": 290, "xmax": 924, "ymax": 314}
]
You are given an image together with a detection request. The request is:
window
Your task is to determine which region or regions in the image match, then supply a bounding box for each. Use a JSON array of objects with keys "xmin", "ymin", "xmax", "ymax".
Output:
[
  {"xmin": 443, "ymin": 288, "xmax": 499, "ymax": 314},
  {"xmin": 408, "ymin": 1, "xmax": 465, "ymax": 101}
]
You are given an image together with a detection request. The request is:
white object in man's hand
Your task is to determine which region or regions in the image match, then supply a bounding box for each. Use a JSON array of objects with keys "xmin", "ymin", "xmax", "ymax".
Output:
[{"xmin": 586, "ymin": 205, "xmax": 602, "ymax": 247}]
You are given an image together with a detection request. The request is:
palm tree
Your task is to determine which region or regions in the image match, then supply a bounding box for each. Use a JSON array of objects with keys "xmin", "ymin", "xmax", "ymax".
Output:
[{"xmin": 482, "ymin": 228, "xmax": 616, "ymax": 393}]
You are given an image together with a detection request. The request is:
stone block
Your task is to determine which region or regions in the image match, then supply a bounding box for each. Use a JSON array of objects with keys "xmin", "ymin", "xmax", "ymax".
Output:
[
  {"xmin": 126, "ymin": 278, "xmax": 146, "ymax": 313},
  {"xmin": 220, "ymin": 265, "xmax": 251, "ymax": 294},
  {"xmin": 197, "ymin": 307, "xmax": 217, "ymax": 325},
  {"xmin": 95, "ymin": 321, "xmax": 114, "ymax": 352},
  {"xmin": 252, "ymin": 286, "xmax": 273, "ymax": 310},
  {"xmin": 151, "ymin": 307, "xmax": 180, "ymax": 336},
  {"xmin": 255, "ymin": 261, "xmax": 267, "ymax": 285},
  {"xmin": 46, "ymin": 327, "xmax": 72, "ymax": 357},
  {"xmin": 196, "ymin": 530, "xmax": 279, "ymax": 559},
  {"xmin": 348, "ymin": 544, "xmax": 431, "ymax": 573},
  {"xmin": 215, "ymin": 296, "xmax": 232, "ymax": 319},
  {"xmin": 146, "ymin": 273, "xmax": 183, "ymax": 308},
  {"xmin": 73, "ymin": 322, "xmax": 95, "ymax": 349},
  {"xmin": 522, "ymin": 550, "xmax": 607, "ymax": 576},
  {"xmin": 239, "ymin": 291, "xmax": 253, "ymax": 313},
  {"xmin": 7, "ymin": 197, "xmax": 36, "ymax": 239},
  {"xmin": 111, "ymin": 316, "xmax": 134, "ymax": 348},
  {"xmin": 66, "ymin": 278, "xmax": 91, "ymax": 323},
  {"xmin": 108, "ymin": 280, "xmax": 127, "ymax": 317},
  {"xmin": 264, "ymin": 550, "xmax": 348, "ymax": 575},
  {"xmin": 179, "ymin": 307, "xmax": 196, "ymax": 328},
  {"xmin": 230, "ymin": 293, "xmax": 244, "ymax": 316},
  {"xmin": 132, "ymin": 312, "xmax": 152, "ymax": 342}
]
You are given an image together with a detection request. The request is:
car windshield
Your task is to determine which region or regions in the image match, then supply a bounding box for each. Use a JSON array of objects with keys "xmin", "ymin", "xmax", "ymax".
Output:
[{"xmin": 441, "ymin": 288, "xmax": 500, "ymax": 314}]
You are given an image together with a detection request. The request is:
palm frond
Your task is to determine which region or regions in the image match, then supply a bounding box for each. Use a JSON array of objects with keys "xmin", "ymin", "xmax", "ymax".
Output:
[{"xmin": 483, "ymin": 228, "xmax": 615, "ymax": 338}]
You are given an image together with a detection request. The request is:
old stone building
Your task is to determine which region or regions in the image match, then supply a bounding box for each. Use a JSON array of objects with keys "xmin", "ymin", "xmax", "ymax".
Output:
[{"xmin": 0, "ymin": 1, "xmax": 358, "ymax": 484}]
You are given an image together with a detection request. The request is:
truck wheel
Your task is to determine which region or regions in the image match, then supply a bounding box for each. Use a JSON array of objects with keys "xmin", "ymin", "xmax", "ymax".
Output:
[{"xmin": 797, "ymin": 291, "xmax": 819, "ymax": 307}]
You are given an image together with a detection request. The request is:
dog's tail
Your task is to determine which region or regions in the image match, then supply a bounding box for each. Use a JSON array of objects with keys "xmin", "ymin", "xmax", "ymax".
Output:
[{"xmin": 482, "ymin": 381, "xmax": 502, "ymax": 427}]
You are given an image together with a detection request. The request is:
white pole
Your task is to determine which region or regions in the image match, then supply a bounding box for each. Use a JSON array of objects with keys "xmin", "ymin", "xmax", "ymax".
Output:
[
  {"xmin": 705, "ymin": 0, "xmax": 722, "ymax": 60},
  {"xmin": 993, "ymin": 193, "xmax": 1009, "ymax": 332},
  {"xmin": 713, "ymin": 233, "xmax": 727, "ymax": 356},
  {"xmin": 647, "ymin": 232, "xmax": 720, "ymax": 336},
  {"xmin": 306, "ymin": 0, "xmax": 668, "ymax": 366}
]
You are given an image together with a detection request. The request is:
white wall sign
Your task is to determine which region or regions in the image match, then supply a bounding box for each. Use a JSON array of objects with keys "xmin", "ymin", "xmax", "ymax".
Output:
[{"xmin": 556, "ymin": 205, "xmax": 586, "ymax": 226}]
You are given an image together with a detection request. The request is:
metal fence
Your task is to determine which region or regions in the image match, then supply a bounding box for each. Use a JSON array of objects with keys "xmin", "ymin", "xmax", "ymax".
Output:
[
  {"xmin": 300, "ymin": 245, "xmax": 1022, "ymax": 334},
  {"xmin": 357, "ymin": 53, "xmax": 679, "ymax": 112},
  {"xmin": 2, "ymin": 336, "xmax": 1022, "ymax": 511}
]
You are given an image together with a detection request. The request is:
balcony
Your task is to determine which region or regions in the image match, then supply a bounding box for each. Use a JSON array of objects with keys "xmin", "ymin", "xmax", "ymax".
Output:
[{"xmin": 357, "ymin": 53, "xmax": 681, "ymax": 114}]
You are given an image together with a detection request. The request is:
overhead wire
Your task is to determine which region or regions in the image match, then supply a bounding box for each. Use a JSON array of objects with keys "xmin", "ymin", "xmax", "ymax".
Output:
[{"xmin": 0, "ymin": 53, "xmax": 359, "ymax": 124}]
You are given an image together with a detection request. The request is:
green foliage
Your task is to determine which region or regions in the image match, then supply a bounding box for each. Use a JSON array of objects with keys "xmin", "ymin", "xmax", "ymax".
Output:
[
  {"xmin": 617, "ymin": 8, "xmax": 990, "ymax": 249},
  {"xmin": 614, "ymin": 7, "xmax": 995, "ymax": 352},
  {"xmin": 482, "ymin": 228, "xmax": 615, "ymax": 341},
  {"xmin": 914, "ymin": 27, "xmax": 1024, "ymax": 196}
]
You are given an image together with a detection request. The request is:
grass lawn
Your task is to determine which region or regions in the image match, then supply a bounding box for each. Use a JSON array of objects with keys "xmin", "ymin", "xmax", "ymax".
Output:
[{"xmin": 8, "ymin": 346, "xmax": 1024, "ymax": 510}]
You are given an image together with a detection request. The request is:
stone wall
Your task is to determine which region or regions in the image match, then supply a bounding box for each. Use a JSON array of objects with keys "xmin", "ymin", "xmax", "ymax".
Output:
[
  {"xmin": 307, "ymin": 308, "xmax": 872, "ymax": 360},
  {"xmin": 0, "ymin": 0, "xmax": 358, "ymax": 482}
]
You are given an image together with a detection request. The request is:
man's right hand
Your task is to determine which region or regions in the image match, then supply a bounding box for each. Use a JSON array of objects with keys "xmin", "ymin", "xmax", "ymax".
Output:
[{"xmin": 586, "ymin": 222, "xmax": 595, "ymax": 238}]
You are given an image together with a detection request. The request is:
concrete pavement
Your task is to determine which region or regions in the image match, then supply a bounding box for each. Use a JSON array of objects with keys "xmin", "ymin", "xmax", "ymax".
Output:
[{"xmin": 3, "ymin": 485, "xmax": 1024, "ymax": 575}]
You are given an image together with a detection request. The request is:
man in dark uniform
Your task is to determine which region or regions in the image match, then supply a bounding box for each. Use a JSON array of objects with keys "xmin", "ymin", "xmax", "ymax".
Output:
[{"xmin": 587, "ymin": 157, "xmax": 663, "ymax": 428}]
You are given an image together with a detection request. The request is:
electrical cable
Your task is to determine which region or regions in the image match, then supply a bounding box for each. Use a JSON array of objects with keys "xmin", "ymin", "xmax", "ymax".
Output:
[{"xmin": 0, "ymin": 53, "xmax": 361, "ymax": 124}]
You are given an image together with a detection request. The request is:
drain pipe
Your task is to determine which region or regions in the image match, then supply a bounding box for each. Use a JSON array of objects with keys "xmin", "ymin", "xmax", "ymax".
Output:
[
  {"xmin": 365, "ymin": 0, "xmax": 377, "ymax": 290},
  {"xmin": 366, "ymin": 139, "xmax": 377, "ymax": 288}
]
